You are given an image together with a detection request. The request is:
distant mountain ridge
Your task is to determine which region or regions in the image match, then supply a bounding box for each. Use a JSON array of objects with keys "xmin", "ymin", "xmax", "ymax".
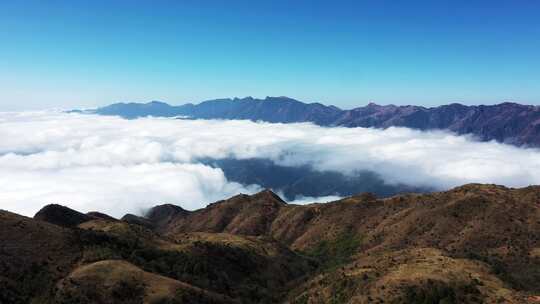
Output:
[{"xmin": 85, "ymin": 97, "xmax": 540, "ymax": 146}]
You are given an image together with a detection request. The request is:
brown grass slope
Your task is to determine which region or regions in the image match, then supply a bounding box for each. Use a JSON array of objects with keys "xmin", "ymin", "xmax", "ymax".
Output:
[
  {"xmin": 86, "ymin": 211, "xmax": 118, "ymax": 221},
  {"xmin": 287, "ymin": 248, "xmax": 524, "ymax": 304},
  {"xmin": 0, "ymin": 210, "xmax": 81, "ymax": 303},
  {"xmin": 76, "ymin": 218, "xmax": 314, "ymax": 303},
  {"xmin": 1, "ymin": 206, "xmax": 312, "ymax": 303},
  {"xmin": 54, "ymin": 260, "xmax": 237, "ymax": 304},
  {"xmin": 2, "ymin": 184, "xmax": 539, "ymax": 303},
  {"xmin": 121, "ymin": 213, "xmax": 155, "ymax": 229},
  {"xmin": 167, "ymin": 190, "xmax": 286, "ymax": 236},
  {"xmin": 165, "ymin": 185, "xmax": 540, "ymax": 297}
]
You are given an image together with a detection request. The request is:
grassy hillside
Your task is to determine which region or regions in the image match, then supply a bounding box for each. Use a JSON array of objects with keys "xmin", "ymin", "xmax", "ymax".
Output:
[{"xmin": 1, "ymin": 184, "xmax": 539, "ymax": 303}]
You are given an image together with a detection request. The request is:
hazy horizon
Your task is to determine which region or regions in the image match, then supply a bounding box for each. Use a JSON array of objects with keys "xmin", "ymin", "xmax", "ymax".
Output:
[{"xmin": 1, "ymin": 95, "xmax": 537, "ymax": 112}]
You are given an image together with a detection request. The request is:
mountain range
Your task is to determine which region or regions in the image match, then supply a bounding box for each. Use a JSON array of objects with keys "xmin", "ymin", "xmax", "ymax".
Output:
[
  {"xmin": 2, "ymin": 184, "xmax": 539, "ymax": 303},
  {"xmin": 82, "ymin": 97, "xmax": 540, "ymax": 147}
]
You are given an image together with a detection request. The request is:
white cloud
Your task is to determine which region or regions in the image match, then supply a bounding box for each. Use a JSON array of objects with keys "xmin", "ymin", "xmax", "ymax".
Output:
[
  {"xmin": 286, "ymin": 195, "xmax": 343, "ymax": 205},
  {"xmin": 0, "ymin": 162, "xmax": 261, "ymax": 218},
  {"xmin": 0, "ymin": 111, "xmax": 539, "ymax": 217}
]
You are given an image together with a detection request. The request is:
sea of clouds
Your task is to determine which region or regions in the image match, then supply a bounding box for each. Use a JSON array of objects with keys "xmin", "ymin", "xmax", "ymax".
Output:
[{"xmin": 1, "ymin": 111, "xmax": 539, "ymax": 217}]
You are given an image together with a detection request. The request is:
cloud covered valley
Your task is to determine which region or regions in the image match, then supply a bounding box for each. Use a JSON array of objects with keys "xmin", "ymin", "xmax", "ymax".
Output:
[{"xmin": 1, "ymin": 111, "xmax": 540, "ymax": 217}]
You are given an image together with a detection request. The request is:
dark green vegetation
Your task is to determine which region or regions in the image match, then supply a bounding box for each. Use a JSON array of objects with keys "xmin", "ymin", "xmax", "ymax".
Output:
[
  {"xmin": 400, "ymin": 280, "xmax": 482, "ymax": 304},
  {"xmin": 1, "ymin": 184, "xmax": 539, "ymax": 303},
  {"xmin": 73, "ymin": 223, "xmax": 313, "ymax": 303},
  {"xmin": 303, "ymin": 230, "xmax": 363, "ymax": 270}
]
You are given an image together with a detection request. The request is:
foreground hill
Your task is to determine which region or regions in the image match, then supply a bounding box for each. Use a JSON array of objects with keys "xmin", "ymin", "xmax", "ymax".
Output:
[
  {"xmin": 1, "ymin": 184, "xmax": 539, "ymax": 303},
  {"xmin": 86, "ymin": 97, "xmax": 540, "ymax": 146},
  {"xmin": 164, "ymin": 185, "xmax": 540, "ymax": 296}
]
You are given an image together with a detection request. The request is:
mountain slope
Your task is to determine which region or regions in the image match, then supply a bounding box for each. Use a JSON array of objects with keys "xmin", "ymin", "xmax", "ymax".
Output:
[
  {"xmin": 337, "ymin": 102, "xmax": 540, "ymax": 146},
  {"xmin": 289, "ymin": 248, "xmax": 523, "ymax": 303},
  {"xmin": 1, "ymin": 184, "xmax": 539, "ymax": 303},
  {"xmin": 55, "ymin": 260, "xmax": 237, "ymax": 304},
  {"xmin": 87, "ymin": 97, "xmax": 540, "ymax": 146},
  {"xmin": 164, "ymin": 185, "xmax": 540, "ymax": 296},
  {"xmin": 168, "ymin": 190, "xmax": 286, "ymax": 236},
  {"xmin": 34, "ymin": 204, "xmax": 95, "ymax": 228},
  {"xmin": 0, "ymin": 210, "xmax": 81, "ymax": 303},
  {"xmin": 1, "ymin": 204, "xmax": 314, "ymax": 303}
]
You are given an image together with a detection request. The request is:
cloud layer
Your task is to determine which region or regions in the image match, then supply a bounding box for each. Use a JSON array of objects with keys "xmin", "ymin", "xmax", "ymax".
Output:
[{"xmin": 1, "ymin": 111, "xmax": 539, "ymax": 217}]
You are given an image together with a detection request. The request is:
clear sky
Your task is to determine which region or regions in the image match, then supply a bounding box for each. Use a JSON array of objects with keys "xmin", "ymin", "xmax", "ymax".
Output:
[{"xmin": 1, "ymin": 0, "xmax": 539, "ymax": 110}]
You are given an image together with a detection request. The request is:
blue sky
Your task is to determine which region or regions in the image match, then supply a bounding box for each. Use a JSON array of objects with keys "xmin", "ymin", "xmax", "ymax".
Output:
[{"xmin": 1, "ymin": 0, "xmax": 539, "ymax": 110}]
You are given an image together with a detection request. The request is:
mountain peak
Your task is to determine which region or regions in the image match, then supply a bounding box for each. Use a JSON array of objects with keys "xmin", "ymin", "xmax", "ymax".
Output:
[
  {"xmin": 252, "ymin": 189, "xmax": 287, "ymax": 204},
  {"xmin": 144, "ymin": 203, "xmax": 190, "ymax": 232},
  {"xmin": 264, "ymin": 96, "xmax": 298, "ymax": 102},
  {"xmin": 34, "ymin": 204, "xmax": 93, "ymax": 227},
  {"xmin": 232, "ymin": 96, "xmax": 255, "ymax": 101}
]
